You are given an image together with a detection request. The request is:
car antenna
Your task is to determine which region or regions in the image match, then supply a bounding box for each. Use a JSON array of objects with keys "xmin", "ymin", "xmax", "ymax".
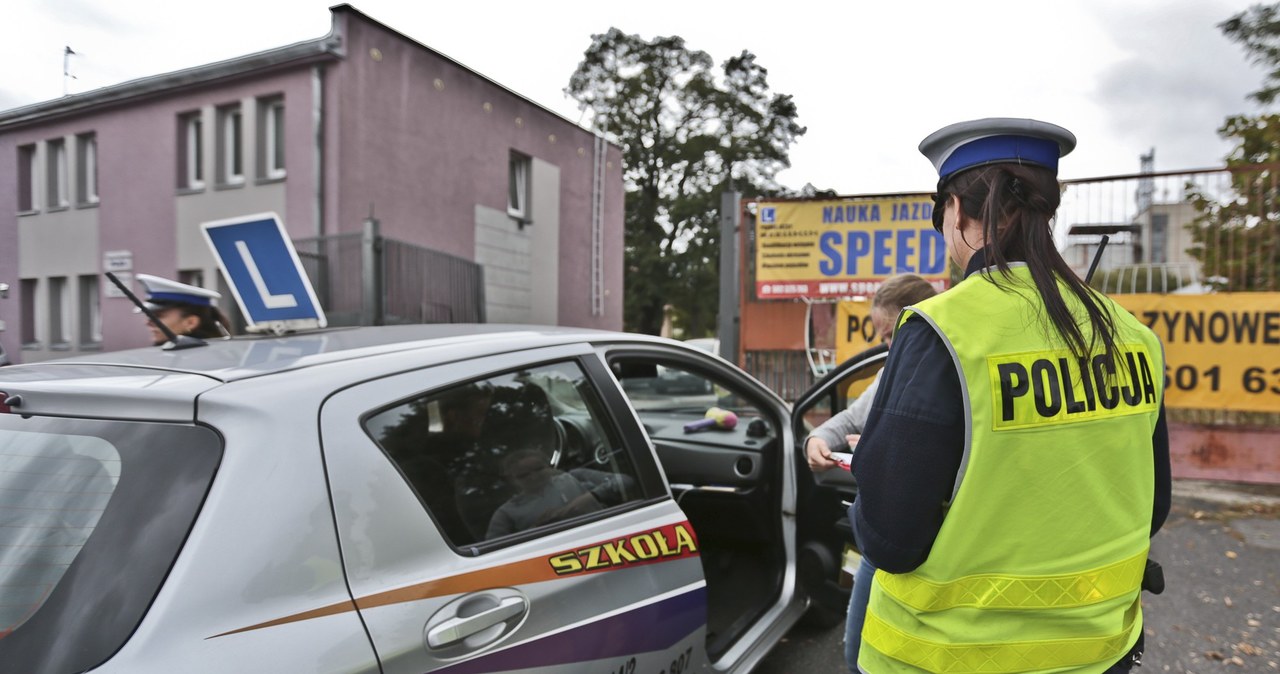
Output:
[
  {"xmin": 1085, "ymin": 235, "xmax": 1110, "ymax": 285},
  {"xmin": 104, "ymin": 272, "xmax": 208, "ymax": 350}
]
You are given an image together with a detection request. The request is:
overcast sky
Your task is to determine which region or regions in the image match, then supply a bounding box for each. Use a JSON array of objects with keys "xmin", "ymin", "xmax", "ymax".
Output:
[{"xmin": 2, "ymin": 0, "xmax": 1270, "ymax": 194}]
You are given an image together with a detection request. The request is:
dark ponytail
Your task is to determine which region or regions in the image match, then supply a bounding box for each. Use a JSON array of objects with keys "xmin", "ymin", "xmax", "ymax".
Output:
[
  {"xmin": 942, "ymin": 164, "xmax": 1117, "ymax": 361},
  {"xmin": 177, "ymin": 305, "xmax": 233, "ymax": 339}
]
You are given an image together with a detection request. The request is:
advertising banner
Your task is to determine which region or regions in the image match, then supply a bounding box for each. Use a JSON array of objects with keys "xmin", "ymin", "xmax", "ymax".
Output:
[
  {"xmin": 1111, "ymin": 293, "xmax": 1280, "ymax": 413},
  {"xmin": 754, "ymin": 196, "xmax": 948, "ymax": 300},
  {"xmin": 832, "ymin": 293, "xmax": 1280, "ymax": 413},
  {"xmin": 835, "ymin": 300, "xmax": 877, "ymax": 364}
]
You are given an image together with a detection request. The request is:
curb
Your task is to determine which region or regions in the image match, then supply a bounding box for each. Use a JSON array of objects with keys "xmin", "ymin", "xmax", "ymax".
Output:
[{"xmin": 1172, "ymin": 479, "xmax": 1280, "ymax": 507}]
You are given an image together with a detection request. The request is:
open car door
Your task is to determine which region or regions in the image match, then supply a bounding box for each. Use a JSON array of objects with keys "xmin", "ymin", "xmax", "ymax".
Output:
[
  {"xmin": 789, "ymin": 343, "xmax": 889, "ymax": 626},
  {"xmin": 604, "ymin": 342, "xmax": 808, "ymax": 672}
]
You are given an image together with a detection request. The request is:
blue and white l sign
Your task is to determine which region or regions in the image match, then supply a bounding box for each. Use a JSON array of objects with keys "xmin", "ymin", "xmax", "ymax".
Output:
[{"xmin": 201, "ymin": 213, "xmax": 327, "ymax": 332}]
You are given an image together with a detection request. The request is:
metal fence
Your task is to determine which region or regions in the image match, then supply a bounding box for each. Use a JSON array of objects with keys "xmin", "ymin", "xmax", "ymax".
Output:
[
  {"xmin": 295, "ymin": 232, "xmax": 365, "ymax": 325},
  {"xmin": 1058, "ymin": 164, "xmax": 1279, "ymax": 293},
  {"xmin": 1040, "ymin": 164, "xmax": 1280, "ymax": 427},
  {"xmin": 743, "ymin": 350, "xmax": 817, "ymax": 403},
  {"xmin": 382, "ymin": 239, "xmax": 485, "ymax": 324},
  {"xmin": 294, "ymin": 222, "xmax": 484, "ymax": 327}
]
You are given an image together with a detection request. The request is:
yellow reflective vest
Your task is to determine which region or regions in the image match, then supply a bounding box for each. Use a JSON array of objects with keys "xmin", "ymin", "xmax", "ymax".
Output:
[{"xmin": 859, "ymin": 265, "xmax": 1163, "ymax": 674}]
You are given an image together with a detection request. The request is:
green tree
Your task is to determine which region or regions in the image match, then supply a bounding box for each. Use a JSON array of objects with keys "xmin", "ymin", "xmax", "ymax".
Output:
[
  {"xmin": 567, "ymin": 29, "xmax": 805, "ymax": 335},
  {"xmin": 1185, "ymin": 7, "xmax": 1280, "ymax": 291},
  {"xmin": 1221, "ymin": 4, "xmax": 1280, "ymax": 105}
]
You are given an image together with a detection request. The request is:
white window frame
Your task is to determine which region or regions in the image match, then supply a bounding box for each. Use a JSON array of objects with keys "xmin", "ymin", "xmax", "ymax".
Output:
[
  {"xmin": 78, "ymin": 133, "xmax": 99, "ymax": 205},
  {"xmin": 263, "ymin": 99, "xmax": 286, "ymax": 179},
  {"xmin": 508, "ymin": 153, "xmax": 530, "ymax": 223},
  {"xmin": 48, "ymin": 139, "xmax": 69, "ymax": 209},
  {"xmin": 183, "ymin": 113, "xmax": 204, "ymax": 190},
  {"xmin": 219, "ymin": 105, "xmax": 244, "ymax": 185}
]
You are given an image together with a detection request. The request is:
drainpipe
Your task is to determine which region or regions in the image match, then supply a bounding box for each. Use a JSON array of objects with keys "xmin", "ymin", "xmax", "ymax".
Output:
[{"xmin": 311, "ymin": 63, "xmax": 326, "ymax": 238}]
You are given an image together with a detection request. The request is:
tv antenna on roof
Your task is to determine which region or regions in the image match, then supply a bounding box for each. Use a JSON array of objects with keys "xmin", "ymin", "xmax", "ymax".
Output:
[{"xmin": 63, "ymin": 46, "xmax": 78, "ymax": 96}]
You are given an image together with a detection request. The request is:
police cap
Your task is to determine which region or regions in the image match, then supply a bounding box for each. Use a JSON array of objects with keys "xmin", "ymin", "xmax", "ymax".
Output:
[
  {"xmin": 919, "ymin": 118, "xmax": 1077, "ymax": 183},
  {"xmin": 135, "ymin": 274, "xmax": 220, "ymax": 312}
]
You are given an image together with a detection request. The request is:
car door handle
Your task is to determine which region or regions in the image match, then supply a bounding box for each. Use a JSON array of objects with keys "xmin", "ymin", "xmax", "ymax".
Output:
[{"xmin": 426, "ymin": 596, "xmax": 527, "ymax": 649}]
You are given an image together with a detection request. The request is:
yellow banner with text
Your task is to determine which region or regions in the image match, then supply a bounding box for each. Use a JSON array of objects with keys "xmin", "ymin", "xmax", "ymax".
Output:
[
  {"xmin": 835, "ymin": 300, "xmax": 878, "ymax": 364},
  {"xmin": 754, "ymin": 197, "xmax": 949, "ymax": 300},
  {"xmin": 1113, "ymin": 293, "xmax": 1280, "ymax": 413},
  {"xmin": 835, "ymin": 293, "xmax": 1280, "ymax": 413}
]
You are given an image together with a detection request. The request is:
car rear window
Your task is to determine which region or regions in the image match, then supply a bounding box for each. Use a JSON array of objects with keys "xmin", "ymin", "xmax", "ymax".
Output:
[
  {"xmin": 0, "ymin": 415, "xmax": 221, "ymax": 674},
  {"xmin": 1, "ymin": 432, "xmax": 120, "ymax": 633}
]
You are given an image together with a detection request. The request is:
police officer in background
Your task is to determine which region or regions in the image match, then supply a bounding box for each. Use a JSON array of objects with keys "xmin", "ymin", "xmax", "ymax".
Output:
[
  {"xmin": 136, "ymin": 274, "xmax": 232, "ymax": 346},
  {"xmin": 849, "ymin": 119, "xmax": 1171, "ymax": 673}
]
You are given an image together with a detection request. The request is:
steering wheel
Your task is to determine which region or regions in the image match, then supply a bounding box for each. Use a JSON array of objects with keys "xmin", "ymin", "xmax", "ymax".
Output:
[{"xmin": 548, "ymin": 417, "xmax": 568, "ymax": 468}]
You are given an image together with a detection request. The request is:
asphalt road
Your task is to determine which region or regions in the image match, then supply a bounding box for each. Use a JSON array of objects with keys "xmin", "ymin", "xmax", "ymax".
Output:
[{"xmin": 755, "ymin": 481, "xmax": 1280, "ymax": 673}]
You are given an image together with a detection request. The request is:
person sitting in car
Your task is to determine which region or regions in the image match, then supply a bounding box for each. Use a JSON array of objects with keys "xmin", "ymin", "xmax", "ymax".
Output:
[{"xmin": 485, "ymin": 449, "xmax": 633, "ymax": 539}]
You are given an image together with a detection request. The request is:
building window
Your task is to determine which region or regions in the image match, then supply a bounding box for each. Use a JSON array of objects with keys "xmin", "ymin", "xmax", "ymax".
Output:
[
  {"xmin": 179, "ymin": 112, "xmax": 204, "ymax": 190},
  {"xmin": 78, "ymin": 274, "xmax": 102, "ymax": 347},
  {"xmin": 508, "ymin": 152, "xmax": 530, "ymax": 225},
  {"xmin": 77, "ymin": 132, "xmax": 98, "ymax": 205},
  {"xmin": 178, "ymin": 269, "xmax": 205, "ymax": 289},
  {"xmin": 20, "ymin": 279, "xmax": 38, "ymax": 347},
  {"xmin": 1150, "ymin": 214, "xmax": 1169, "ymax": 264},
  {"xmin": 48, "ymin": 276, "xmax": 70, "ymax": 348},
  {"xmin": 17, "ymin": 144, "xmax": 37, "ymax": 212},
  {"xmin": 47, "ymin": 138, "xmax": 69, "ymax": 210},
  {"xmin": 217, "ymin": 104, "xmax": 244, "ymax": 186},
  {"xmin": 258, "ymin": 96, "xmax": 285, "ymax": 180}
]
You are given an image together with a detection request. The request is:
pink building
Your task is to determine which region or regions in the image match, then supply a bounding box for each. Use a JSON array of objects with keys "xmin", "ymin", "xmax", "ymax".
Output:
[{"xmin": 0, "ymin": 5, "xmax": 623, "ymax": 362}]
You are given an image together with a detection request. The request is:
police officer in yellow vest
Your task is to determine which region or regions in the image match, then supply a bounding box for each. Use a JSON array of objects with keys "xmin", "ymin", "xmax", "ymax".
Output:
[{"xmin": 848, "ymin": 118, "xmax": 1171, "ymax": 673}]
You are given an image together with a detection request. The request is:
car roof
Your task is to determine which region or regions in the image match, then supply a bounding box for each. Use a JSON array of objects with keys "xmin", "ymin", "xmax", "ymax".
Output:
[
  {"xmin": 0, "ymin": 324, "xmax": 660, "ymax": 384},
  {"xmin": 0, "ymin": 325, "xmax": 707, "ymax": 421}
]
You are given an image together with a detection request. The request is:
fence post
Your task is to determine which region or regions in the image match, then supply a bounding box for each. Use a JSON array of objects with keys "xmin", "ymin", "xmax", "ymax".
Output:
[
  {"xmin": 718, "ymin": 189, "xmax": 740, "ymax": 365},
  {"xmin": 362, "ymin": 216, "xmax": 383, "ymax": 326}
]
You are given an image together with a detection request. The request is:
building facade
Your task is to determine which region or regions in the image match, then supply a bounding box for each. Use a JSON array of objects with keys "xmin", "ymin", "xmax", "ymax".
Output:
[{"xmin": 0, "ymin": 4, "xmax": 623, "ymax": 362}]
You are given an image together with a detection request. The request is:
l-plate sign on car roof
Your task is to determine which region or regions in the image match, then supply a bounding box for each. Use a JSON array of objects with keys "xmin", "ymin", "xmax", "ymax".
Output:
[{"xmin": 201, "ymin": 213, "xmax": 327, "ymax": 334}]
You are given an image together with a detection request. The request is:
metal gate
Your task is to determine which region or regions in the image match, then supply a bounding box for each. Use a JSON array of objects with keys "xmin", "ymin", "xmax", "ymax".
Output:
[
  {"xmin": 294, "ymin": 220, "xmax": 485, "ymax": 327},
  {"xmin": 1058, "ymin": 164, "xmax": 1280, "ymax": 293}
]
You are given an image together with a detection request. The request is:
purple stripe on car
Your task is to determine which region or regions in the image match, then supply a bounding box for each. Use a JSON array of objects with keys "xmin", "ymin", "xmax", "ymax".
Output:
[{"xmin": 433, "ymin": 586, "xmax": 707, "ymax": 674}]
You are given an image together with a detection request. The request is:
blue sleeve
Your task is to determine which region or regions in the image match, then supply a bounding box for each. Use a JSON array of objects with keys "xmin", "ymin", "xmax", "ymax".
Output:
[
  {"xmin": 1151, "ymin": 403, "xmax": 1171, "ymax": 535},
  {"xmin": 849, "ymin": 317, "xmax": 965, "ymax": 573}
]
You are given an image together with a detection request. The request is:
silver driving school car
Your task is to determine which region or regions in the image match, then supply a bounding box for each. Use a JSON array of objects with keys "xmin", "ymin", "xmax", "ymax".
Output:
[{"xmin": 0, "ymin": 325, "xmax": 858, "ymax": 674}]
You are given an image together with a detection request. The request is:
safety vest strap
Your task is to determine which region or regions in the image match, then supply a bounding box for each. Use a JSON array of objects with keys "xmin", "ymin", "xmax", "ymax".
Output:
[
  {"xmin": 862, "ymin": 600, "xmax": 1139, "ymax": 673},
  {"xmin": 875, "ymin": 549, "xmax": 1147, "ymax": 611}
]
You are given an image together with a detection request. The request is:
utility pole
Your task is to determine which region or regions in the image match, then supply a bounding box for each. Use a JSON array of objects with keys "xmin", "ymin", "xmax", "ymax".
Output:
[{"xmin": 717, "ymin": 189, "xmax": 741, "ymax": 365}]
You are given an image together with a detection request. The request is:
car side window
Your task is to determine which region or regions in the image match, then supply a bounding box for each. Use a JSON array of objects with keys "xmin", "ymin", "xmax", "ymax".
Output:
[
  {"xmin": 618, "ymin": 359, "xmax": 768, "ymax": 422},
  {"xmin": 365, "ymin": 360, "xmax": 646, "ymax": 547}
]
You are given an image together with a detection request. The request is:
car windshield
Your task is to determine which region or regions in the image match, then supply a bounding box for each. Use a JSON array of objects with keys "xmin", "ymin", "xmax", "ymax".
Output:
[{"xmin": 0, "ymin": 414, "xmax": 221, "ymax": 674}]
